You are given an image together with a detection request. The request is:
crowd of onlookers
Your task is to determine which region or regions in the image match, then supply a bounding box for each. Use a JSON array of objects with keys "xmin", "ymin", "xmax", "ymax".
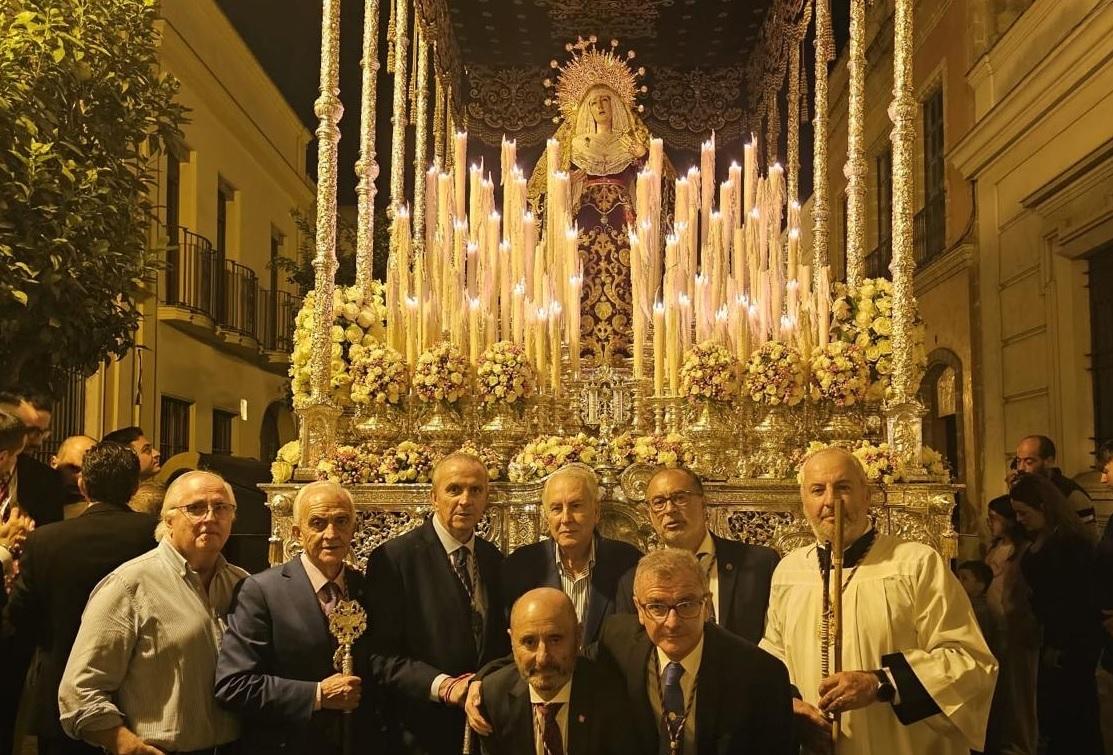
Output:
[{"xmin": 958, "ymin": 434, "xmax": 1113, "ymax": 754}]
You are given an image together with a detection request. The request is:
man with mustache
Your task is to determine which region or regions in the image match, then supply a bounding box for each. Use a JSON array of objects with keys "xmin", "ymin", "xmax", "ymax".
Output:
[
  {"xmin": 760, "ymin": 447, "xmax": 998, "ymax": 755},
  {"xmin": 215, "ymin": 480, "xmax": 371, "ymax": 753},
  {"xmin": 477, "ymin": 588, "xmax": 634, "ymax": 755},
  {"xmin": 501, "ymin": 464, "xmax": 642, "ymax": 646},
  {"xmin": 366, "ymin": 452, "xmax": 509, "ymax": 754},
  {"xmin": 617, "ymin": 467, "xmax": 779, "ymax": 643}
]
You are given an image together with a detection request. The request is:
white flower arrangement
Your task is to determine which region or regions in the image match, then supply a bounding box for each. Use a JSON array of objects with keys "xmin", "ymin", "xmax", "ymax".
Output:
[
  {"xmin": 269, "ymin": 440, "xmax": 302, "ymax": 484},
  {"xmin": 476, "ymin": 340, "xmax": 536, "ymax": 406},
  {"xmin": 802, "ymin": 440, "xmax": 950, "ymax": 484},
  {"xmin": 680, "ymin": 341, "xmax": 742, "ymax": 402},
  {"xmin": 350, "ymin": 342, "xmax": 409, "ymax": 406},
  {"xmin": 610, "ymin": 431, "xmax": 695, "ymax": 469},
  {"xmin": 809, "ymin": 341, "xmax": 870, "ymax": 407},
  {"xmin": 290, "ymin": 283, "xmax": 388, "ymax": 409},
  {"xmin": 375, "ymin": 441, "xmax": 440, "ymax": 484},
  {"xmin": 744, "ymin": 341, "xmax": 807, "ymax": 407},
  {"xmin": 829, "ymin": 277, "xmax": 927, "ymax": 401},
  {"xmin": 508, "ymin": 433, "xmax": 600, "ymax": 482},
  {"xmin": 455, "ymin": 441, "xmax": 505, "ymax": 482},
  {"xmin": 413, "ymin": 342, "xmax": 471, "ymax": 404}
]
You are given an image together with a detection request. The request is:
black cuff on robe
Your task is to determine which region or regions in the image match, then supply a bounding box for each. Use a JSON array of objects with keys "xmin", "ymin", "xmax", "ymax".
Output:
[
  {"xmin": 790, "ymin": 683, "xmax": 802, "ymax": 699},
  {"xmin": 880, "ymin": 651, "xmax": 942, "ymax": 725}
]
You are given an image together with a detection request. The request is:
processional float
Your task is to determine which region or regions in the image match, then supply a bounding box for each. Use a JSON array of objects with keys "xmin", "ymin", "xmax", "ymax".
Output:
[{"xmin": 265, "ymin": 2, "xmax": 951, "ymax": 747}]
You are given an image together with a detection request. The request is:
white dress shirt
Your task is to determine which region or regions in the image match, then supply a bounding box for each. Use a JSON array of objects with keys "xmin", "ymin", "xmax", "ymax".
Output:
[
  {"xmin": 646, "ymin": 637, "xmax": 705, "ymax": 755},
  {"xmin": 529, "ymin": 678, "xmax": 573, "ymax": 755},
  {"xmin": 556, "ymin": 539, "xmax": 596, "ymax": 624},
  {"xmin": 429, "ymin": 514, "xmax": 485, "ymax": 701}
]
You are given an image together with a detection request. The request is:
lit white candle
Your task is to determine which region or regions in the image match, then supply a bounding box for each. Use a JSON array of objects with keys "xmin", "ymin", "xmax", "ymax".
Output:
[
  {"xmin": 453, "ymin": 132, "xmax": 467, "ymax": 219},
  {"xmin": 653, "ymin": 300, "xmax": 665, "ymax": 396},
  {"xmin": 468, "ymin": 296, "xmax": 481, "ymax": 367}
]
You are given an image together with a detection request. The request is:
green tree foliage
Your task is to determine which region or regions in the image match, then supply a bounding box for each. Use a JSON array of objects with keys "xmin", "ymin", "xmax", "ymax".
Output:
[{"xmin": 0, "ymin": 0, "xmax": 186, "ymax": 389}]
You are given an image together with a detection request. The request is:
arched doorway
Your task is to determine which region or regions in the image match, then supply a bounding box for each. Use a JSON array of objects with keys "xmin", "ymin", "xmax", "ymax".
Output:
[
  {"xmin": 259, "ymin": 399, "xmax": 295, "ymax": 463},
  {"xmin": 919, "ymin": 349, "xmax": 968, "ymax": 529}
]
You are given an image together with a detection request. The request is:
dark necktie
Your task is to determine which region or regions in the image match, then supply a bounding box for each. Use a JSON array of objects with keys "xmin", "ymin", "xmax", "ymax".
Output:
[
  {"xmin": 452, "ymin": 547, "xmax": 474, "ymax": 598},
  {"xmin": 319, "ymin": 581, "xmax": 341, "ymax": 616},
  {"xmin": 697, "ymin": 552, "xmax": 717, "ymax": 624},
  {"xmin": 534, "ymin": 702, "xmax": 565, "ymax": 755},
  {"xmin": 662, "ymin": 661, "xmax": 686, "ymax": 754}
]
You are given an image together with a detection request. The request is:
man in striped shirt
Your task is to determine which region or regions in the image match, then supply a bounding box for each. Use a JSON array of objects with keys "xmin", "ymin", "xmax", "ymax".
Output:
[
  {"xmin": 500, "ymin": 464, "xmax": 642, "ymax": 646},
  {"xmin": 59, "ymin": 471, "xmax": 247, "ymax": 755}
]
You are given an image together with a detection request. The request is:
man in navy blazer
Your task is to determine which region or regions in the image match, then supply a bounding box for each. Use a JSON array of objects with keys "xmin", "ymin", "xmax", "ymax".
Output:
[
  {"xmin": 215, "ymin": 480, "xmax": 370, "ymax": 754},
  {"xmin": 365, "ymin": 452, "xmax": 509, "ymax": 754},
  {"xmin": 501, "ymin": 464, "xmax": 642, "ymax": 646},
  {"xmin": 616, "ymin": 467, "xmax": 779, "ymax": 643}
]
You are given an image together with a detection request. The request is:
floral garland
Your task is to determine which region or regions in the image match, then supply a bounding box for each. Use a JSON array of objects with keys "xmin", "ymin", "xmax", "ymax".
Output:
[
  {"xmin": 809, "ymin": 341, "xmax": 870, "ymax": 407},
  {"xmin": 744, "ymin": 341, "xmax": 807, "ymax": 406},
  {"xmin": 507, "ymin": 433, "xmax": 600, "ymax": 482},
  {"xmin": 413, "ymin": 342, "xmax": 471, "ymax": 404},
  {"xmin": 829, "ymin": 277, "xmax": 927, "ymax": 401},
  {"xmin": 476, "ymin": 340, "xmax": 536, "ymax": 406},
  {"xmin": 680, "ymin": 341, "xmax": 742, "ymax": 401},
  {"xmin": 456, "ymin": 440, "xmax": 505, "ymax": 482},
  {"xmin": 376, "ymin": 441, "xmax": 440, "ymax": 484},
  {"xmin": 270, "ymin": 440, "xmax": 301, "ymax": 484},
  {"xmin": 316, "ymin": 444, "xmax": 378, "ymax": 485},
  {"xmin": 290, "ymin": 283, "xmax": 388, "ymax": 409},
  {"xmin": 350, "ymin": 342, "xmax": 409, "ymax": 406},
  {"xmin": 803, "ymin": 440, "xmax": 951, "ymax": 484},
  {"xmin": 610, "ymin": 431, "xmax": 695, "ymax": 469}
]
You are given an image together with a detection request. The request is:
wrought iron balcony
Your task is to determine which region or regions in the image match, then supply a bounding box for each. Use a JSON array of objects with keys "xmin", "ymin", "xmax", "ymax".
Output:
[
  {"xmin": 914, "ymin": 190, "xmax": 947, "ymax": 266},
  {"xmin": 164, "ymin": 227, "xmax": 218, "ymax": 320}
]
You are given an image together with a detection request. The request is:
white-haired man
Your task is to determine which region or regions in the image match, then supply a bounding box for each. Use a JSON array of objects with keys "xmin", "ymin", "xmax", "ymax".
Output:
[
  {"xmin": 760, "ymin": 447, "xmax": 998, "ymax": 755},
  {"xmin": 366, "ymin": 452, "xmax": 509, "ymax": 754},
  {"xmin": 216, "ymin": 480, "xmax": 370, "ymax": 754},
  {"xmin": 501, "ymin": 464, "xmax": 642, "ymax": 646},
  {"xmin": 59, "ymin": 470, "xmax": 247, "ymax": 755}
]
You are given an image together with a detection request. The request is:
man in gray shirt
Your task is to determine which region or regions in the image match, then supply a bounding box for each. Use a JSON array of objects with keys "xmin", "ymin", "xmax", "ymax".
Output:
[{"xmin": 59, "ymin": 470, "xmax": 248, "ymax": 755}]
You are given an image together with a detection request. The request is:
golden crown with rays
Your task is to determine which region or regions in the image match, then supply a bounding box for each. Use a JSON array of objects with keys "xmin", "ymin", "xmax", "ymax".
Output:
[{"xmin": 544, "ymin": 36, "xmax": 648, "ymax": 124}]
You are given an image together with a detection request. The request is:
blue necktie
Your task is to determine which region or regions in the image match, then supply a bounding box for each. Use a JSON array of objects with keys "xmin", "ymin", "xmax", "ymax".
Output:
[{"xmin": 661, "ymin": 661, "xmax": 685, "ymax": 753}]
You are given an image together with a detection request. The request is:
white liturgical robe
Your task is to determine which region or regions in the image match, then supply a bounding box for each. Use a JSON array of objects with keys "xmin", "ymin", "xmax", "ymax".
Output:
[{"xmin": 760, "ymin": 533, "xmax": 998, "ymax": 755}]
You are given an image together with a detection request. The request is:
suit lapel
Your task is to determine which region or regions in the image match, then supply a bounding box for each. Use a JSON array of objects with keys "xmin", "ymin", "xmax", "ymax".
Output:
[
  {"xmin": 505, "ymin": 675, "xmax": 536, "ymax": 754},
  {"xmin": 695, "ymin": 627, "xmax": 728, "ymax": 753},
  {"xmin": 542, "ymin": 538, "xmax": 562, "ymax": 589},
  {"xmin": 281, "ymin": 557, "xmax": 333, "ymax": 661},
  {"xmin": 567, "ymin": 659, "xmax": 593, "ymax": 755},
  {"xmin": 628, "ymin": 628, "xmax": 659, "ymax": 752},
  {"xmin": 581, "ymin": 535, "xmax": 609, "ymax": 645},
  {"xmin": 712, "ymin": 535, "xmax": 737, "ymax": 627}
]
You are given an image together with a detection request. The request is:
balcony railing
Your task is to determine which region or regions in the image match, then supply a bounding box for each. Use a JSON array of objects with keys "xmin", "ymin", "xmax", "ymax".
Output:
[
  {"xmin": 258, "ymin": 288, "xmax": 298, "ymax": 353},
  {"xmin": 165, "ymin": 227, "xmax": 218, "ymax": 318},
  {"xmin": 161, "ymin": 225, "xmax": 299, "ymax": 359},
  {"xmin": 221, "ymin": 259, "xmax": 259, "ymax": 339},
  {"xmin": 914, "ymin": 191, "xmax": 947, "ymax": 266},
  {"xmin": 865, "ymin": 237, "xmax": 892, "ymax": 279}
]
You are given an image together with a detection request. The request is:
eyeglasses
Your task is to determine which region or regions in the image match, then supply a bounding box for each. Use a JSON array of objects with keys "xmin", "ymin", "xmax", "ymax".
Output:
[
  {"xmin": 173, "ymin": 502, "xmax": 237, "ymax": 520},
  {"xmin": 647, "ymin": 491, "xmax": 697, "ymax": 513},
  {"xmin": 638, "ymin": 597, "xmax": 708, "ymax": 621}
]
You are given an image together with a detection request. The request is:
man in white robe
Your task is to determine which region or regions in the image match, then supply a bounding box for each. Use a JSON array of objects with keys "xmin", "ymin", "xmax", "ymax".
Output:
[{"xmin": 760, "ymin": 446, "xmax": 998, "ymax": 754}]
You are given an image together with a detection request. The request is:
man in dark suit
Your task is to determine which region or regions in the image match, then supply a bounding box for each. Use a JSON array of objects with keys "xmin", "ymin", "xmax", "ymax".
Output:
[
  {"xmin": 600, "ymin": 549, "xmax": 793, "ymax": 754},
  {"xmin": 502, "ymin": 464, "xmax": 641, "ymax": 646},
  {"xmin": 478, "ymin": 587, "xmax": 636, "ymax": 755},
  {"xmin": 215, "ymin": 480, "xmax": 369, "ymax": 753},
  {"xmin": 366, "ymin": 452, "xmax": 509, "ymax": 754},
  {"xmin": 616, "ymin": 467, "xmax": 779, "ymax": 643},
  {"xmin": 6, "ymin": 441, "xmax": 157, "ymax": 755},
  {"xmin": 0, "ymin": 388, "xmax": 65, "ymax": 527}
]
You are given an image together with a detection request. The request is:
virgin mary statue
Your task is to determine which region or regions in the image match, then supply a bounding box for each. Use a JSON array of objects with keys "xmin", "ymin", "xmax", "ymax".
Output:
[{"xmin": 529, "ymin": 38, "xmax": 668, "ymax": 365}]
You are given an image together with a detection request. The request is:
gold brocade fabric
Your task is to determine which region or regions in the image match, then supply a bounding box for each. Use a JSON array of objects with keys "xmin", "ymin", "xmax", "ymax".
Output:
[{"xmin": 576, "ymin": 173, "xmax": 636, "ymax": 365}]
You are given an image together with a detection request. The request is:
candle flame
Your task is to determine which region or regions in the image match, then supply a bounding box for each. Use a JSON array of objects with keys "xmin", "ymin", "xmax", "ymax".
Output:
[
  {"xmin": 468, "ymin": 297, "xmax": 481, "ymax": 311},
  {"xmin": 405, "ymin": 296, "xmax": 418, "ymax": 309},
  {"xmin": 466, "ymin": 242, "xmax": 478, "ymax": 254},
  {"xmin": 789, "ymin": 227, "xmax": 800, "ymax": 239},
  {"xmin": 678, "ymin": 293, "xmax": 691, "ymax": 306},
  {"xmin": 654, "ymin": 300, "xmax": 665, "ymax": 314}
]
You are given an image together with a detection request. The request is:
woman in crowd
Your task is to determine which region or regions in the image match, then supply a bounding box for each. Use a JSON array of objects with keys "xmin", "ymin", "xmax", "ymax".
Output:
[
  {"xmin": 982, "ymin": 494, "xmax": 1039, "ymax": 754},
  {"xmin": 1009, "ymin": 473, "xmax": 1103, "ymax": 754}
]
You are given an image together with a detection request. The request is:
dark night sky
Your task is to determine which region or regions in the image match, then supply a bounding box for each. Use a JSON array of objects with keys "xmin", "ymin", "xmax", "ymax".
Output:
[{"xmin": 214, "ymin": 1, "xmax": 849, "ymax": 206}]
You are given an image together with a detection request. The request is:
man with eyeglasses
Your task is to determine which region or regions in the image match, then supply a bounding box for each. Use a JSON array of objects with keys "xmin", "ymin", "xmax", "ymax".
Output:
[
  {"xmin": 215, "ymin": 480, "xmax": 373, "ymax": 753},
  {"xmin": 601, "ymin": 549, "xmax": 792, "ymax": 753},
  {"xmin": 7, "ymin": 441, "xmax": 156, "ymax": 755},
  {"xmin": 616, "ymin": 467, "xmax": 779, "ymax": 643},
  {"xmin": 60, "ymin": 471, "xmax": 247, "ymax": 755}
]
